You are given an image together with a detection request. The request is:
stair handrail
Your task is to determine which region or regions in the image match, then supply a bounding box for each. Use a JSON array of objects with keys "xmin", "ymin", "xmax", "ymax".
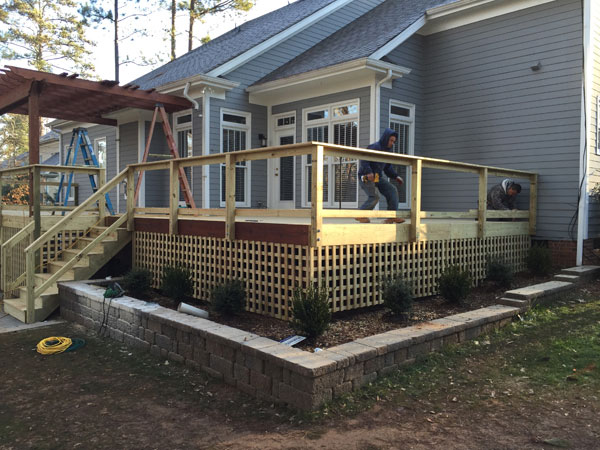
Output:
[
  {"xmin": 32, "ymin": 213, "xmax": 128, "ymax": 299},
  {"xmin": 23, "ymin": 167, "xmax": 128, "ymax": 323},
  {"xmin": 1, "ymin": 221, "xmax": 35, "ymax": 292}
]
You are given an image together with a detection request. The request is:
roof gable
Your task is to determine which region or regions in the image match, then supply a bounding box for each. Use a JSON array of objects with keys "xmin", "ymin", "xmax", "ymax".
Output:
[{"xmin": 254, "ymin": 0, "xmax": 456, "ymax": 86}]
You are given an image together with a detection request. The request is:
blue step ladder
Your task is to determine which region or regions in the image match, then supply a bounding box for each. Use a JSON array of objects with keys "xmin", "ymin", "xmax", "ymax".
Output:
[{"xmin": 55, "ymin": 128, "xmax": 115, "ymax": 215}]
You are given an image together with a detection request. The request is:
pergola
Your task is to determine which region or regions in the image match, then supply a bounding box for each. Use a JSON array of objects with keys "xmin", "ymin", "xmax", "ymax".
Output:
[{"xmin": 0, "ymin": 65, "xmax": 192, "ymax": 165}]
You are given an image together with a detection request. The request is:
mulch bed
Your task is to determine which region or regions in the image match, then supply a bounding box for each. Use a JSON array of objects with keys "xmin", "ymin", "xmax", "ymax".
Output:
[{"xmin": 133, "ymin": 272, "xmax": 554, "ymax": 352}]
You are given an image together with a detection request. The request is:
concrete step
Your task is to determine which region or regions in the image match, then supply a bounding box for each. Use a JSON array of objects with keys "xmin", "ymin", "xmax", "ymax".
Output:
[
  {"xmin": 504, "ymin": 281, "xmax": 573, "ymax": 301},
  {"xmin": 497, "ymin": 297, "xmax": 529, "ymax": 309},
  {"xmin": 560, "ymin": 265, "xmax": 600, "ymax": 281},
  {"xmin": 554, "ymin": 274, "xmax": 580, "ymax": 283}
]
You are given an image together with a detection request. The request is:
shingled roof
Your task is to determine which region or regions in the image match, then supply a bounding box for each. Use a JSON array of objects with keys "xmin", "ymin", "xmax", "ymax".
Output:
[
  {"xmin": 132, "ymin": 0, "xmax": 340, "ymax": 90},
  {"xmin": 254, "ymin": 0, "xmax": 456, "ymax": 86}
]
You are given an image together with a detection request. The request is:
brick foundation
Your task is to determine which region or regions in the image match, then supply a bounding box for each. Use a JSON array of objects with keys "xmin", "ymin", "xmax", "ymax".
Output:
[{"xmin": 546, "ymin": 239, "xmax": 595, "ymax": 268}]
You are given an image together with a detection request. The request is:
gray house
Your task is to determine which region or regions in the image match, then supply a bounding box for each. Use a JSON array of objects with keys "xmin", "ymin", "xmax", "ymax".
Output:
[{"xmin": 52, "ymin": 0, "xmax": 600, "ymax": 266}]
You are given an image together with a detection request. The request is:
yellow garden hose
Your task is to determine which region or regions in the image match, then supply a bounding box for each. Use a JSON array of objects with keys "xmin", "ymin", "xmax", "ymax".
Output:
[{"xmin": 36, "ymin": 336, "xmax": 73, "ymax": 355}]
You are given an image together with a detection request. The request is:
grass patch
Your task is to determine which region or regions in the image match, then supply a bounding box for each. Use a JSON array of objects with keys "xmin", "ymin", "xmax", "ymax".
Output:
[{"xmin": 313, "ymin": 293, "xmax": 600, "ymax": 420}]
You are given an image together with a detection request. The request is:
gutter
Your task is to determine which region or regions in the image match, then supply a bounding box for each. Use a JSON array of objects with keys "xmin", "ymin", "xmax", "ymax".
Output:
[{"xmin": 374, "ymin": 69, "xmax": 393, "ymax": 140}]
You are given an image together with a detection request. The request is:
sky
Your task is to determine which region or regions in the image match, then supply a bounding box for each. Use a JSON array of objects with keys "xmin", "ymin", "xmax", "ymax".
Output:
[
  {"xmin": 1, "ymin": 0, "xmax": 296, "ymax": 84},
  {"xmin": 94, "ymin": 0, "xmax": 297, "ymax": 83}
]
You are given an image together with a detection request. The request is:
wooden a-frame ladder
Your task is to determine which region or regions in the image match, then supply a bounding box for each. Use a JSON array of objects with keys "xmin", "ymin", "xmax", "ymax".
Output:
[{"xmin": 134, "ymin": 103, "xmax": 196, "ymax": 208}]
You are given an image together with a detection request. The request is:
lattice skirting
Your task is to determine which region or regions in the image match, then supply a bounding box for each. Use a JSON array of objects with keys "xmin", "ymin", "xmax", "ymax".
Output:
[{"xmin": 134, "ymin": 232, "xmax": 530, "ymax": 320}]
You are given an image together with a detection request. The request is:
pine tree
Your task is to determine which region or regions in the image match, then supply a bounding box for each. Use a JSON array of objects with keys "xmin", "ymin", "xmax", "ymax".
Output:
[
  {"xmin": 0, "ymin": 114, "xmax": 28, "ymax": 165},
  {"xmin": 0, "ymin": 0, "xmax": 95, "ymax": 76},
  {"xmin": 179, "ymin": 0, "xmax": 254, "ymax": 53}
]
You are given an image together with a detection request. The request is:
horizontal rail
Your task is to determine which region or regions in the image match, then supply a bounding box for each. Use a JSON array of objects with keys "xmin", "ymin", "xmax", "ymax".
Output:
[{"xmin": 0, "ymin": 164, "xmax": 101, "ymax": 177}]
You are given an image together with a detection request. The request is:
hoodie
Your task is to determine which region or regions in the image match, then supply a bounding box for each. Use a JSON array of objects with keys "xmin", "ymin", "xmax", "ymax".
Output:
[{"xmin": 358, "ymin": 128, "xmax": 400, "ymax": 180}]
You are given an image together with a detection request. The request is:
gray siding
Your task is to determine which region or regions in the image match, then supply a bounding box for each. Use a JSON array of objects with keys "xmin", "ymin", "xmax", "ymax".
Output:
[
  {"xmin": 191, "ymin": 104, "xmax": 203, "ymax": 207},
  {"xmin": 117, "ymin": 122, "xmax": 138, "ymax": 213},
  {"xmin": 420, "ymin": 0, "xmax": 583, "ymax": 241},
  {"xmin": 588, "ymin": 5, "xmax": 600, "ymax": 237},
  {"xmin": 273, "ymin": 87, "xmax": 371, "ymax": 208},
  {"xmin": 144, "ymin": 123, "xmax": 169, "ymax": 208}
]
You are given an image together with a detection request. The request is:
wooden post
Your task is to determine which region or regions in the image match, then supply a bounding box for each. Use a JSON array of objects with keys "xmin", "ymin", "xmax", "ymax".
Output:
[
  {"xmin": 225, "ymin": 153, "xmax": 236, "ymax": 241},
  {"xmin": 311, "ymin": 145, "xmax": 324, "ymax": 247},
  {"xmin": 28, "ymin": 82, "xmax": 40, "ymax": 220},
  {"xmin": 169, "ymin": 160, "xmax": 179, "ymax": 235},
  {"xmin": 478, "ymin": 167, "xmax": 488, "ymax": 239},
  {"xmin": 410, "ymin": 159, "xmax": 422, "ymax": 242},
  {"xmin": 529, "ymin": 173, "xmax": 537, "ymax": 235},
  {"xmin": 0, "ymin": 172, "xmax": 4, "ymax": 247},
  {"xmin": 32, "ymin": 166, "xmax": 41, "ymax": 241},
  {"xmin": 126, "ymin": 168, "xmax": 135, "ymax": 231},
  {"xmin": 98, "ymin": 167, "xmax": 106, "ymax": 221},
  {"xmin": 26, "ymin": 250, "xmax": 35, "ymax": 323}
]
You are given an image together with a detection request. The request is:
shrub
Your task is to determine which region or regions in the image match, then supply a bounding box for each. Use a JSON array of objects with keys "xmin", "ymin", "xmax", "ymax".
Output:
[
  {"xmin": 527, "ymin": 245, "xmax": 553, "ymax": 276},
  {"xmin": 290, "ymin": 284, "xmax": 331, "ymax": 340},
  {"xmin": 211, "ymin": 280, "xmax": 246, "ymax": 315},
  {"xmin": 438, "ymin": 265, "xmax": 472, "ymax": 304},
  {"xmin": 486, "ymin": 258, "xmax": 514, "ymax": 288},
  {"xmin": 121, "ymin": 267, "xmax": 153, "ymax": 298},
  {"xmin": 160, "ymin": 266, "xmax": 193, "ymax": 302},
  {"xmin": 381, "ymin": 275, "xmax": 413, "ymax": 319}
]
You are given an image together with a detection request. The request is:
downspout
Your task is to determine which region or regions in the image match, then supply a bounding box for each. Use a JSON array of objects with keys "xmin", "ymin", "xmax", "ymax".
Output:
[
  {"xmin": 183, "ymin": 82, "xmax": 199, "ymax": 110},
  {"xmin": 577, "ymin": 0, "xmax": 592, "ymax": 265},
  {"xmin": 374, "ymin": 69, "xmax": 393, "ymax": 139}
]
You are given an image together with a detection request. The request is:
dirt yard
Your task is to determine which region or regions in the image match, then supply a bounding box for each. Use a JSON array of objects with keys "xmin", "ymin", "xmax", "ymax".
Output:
[{"xmin": 1, "ymin": 280, "xmax": 599, "ymax": 450}]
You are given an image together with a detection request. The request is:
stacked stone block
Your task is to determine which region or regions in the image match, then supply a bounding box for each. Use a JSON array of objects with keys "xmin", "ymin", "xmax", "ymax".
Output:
[{"xmin": 59, "ymin": 280, "xmax": 520, "ymax": 411}]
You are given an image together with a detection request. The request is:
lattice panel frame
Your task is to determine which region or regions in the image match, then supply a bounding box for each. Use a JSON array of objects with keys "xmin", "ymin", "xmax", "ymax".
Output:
[{"xmin": 134, "ymin": 232, "xmax": 529, "ymax": 320}]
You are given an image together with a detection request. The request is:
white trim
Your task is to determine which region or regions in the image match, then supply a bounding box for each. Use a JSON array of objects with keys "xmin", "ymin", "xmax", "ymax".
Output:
[
  {"xmin": 173, "ymin": 110, "xmax": 194, "ymax": 207},
  {"xmin": 248, "ymin": 58, "xmax": 410, "ymax": 95},
  {"xmin": 270, "ymin": 111, "xmax": 297, "ymax": 209},
  {"xmin": 389, "ymin": 100, "xmax": 416, "ymax": 210},
  {"xmin": 219, "ymin": 108, "xmax": 252, "ymax": 208},
  {"xmin": 137, "ymin": 119, "xmax": 146, "ymax": 207},
  {"xmin": 420, "ymin": 0, "xmax": 557, "ymax": 35},
  {"xmin": 578, "ymin": 0, "xmax": 593, "ymax": 265},
  {"xmin": 93, "ymin": 137, "xmax": 107, "ymax": 168},
  {"xmin": 301, "ymin": 99, "xmax": 360, "ymax": 208},
  {"xmin": 207, "ymin": 0, "xmax": 354, "ymax": 77},
  {"xmin": 370, "ymin": 16, "xmax": 427, "ymax": 60}
]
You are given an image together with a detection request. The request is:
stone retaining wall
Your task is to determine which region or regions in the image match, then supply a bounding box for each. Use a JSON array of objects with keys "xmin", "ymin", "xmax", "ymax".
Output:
[{"xmin": 59, "ymin": 280, "xmax": 519, "ymax": 410}]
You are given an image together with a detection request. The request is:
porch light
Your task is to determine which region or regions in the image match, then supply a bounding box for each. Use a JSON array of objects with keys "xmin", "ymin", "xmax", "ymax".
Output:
[{"xmin": 258, "ymin": 133, "xmax": 267, "ymax": 147}]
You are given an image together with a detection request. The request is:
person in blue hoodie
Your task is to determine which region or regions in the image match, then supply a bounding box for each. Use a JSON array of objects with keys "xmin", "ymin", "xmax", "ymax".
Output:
[{"xmin": 356, "ymin": 128, "xmax": 405, "ymax": 223}]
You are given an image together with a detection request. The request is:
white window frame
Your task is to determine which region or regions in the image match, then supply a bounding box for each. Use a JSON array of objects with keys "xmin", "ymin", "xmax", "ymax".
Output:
[
  {"xmin": 301, "ymin": 99, "xmax": 360, "ymax": 208},
  {"xmin": 271, "ymin": 111, "xmax": 296, "ymax": 208},
  {"xmin": 94, "ymin": 137, "xmax": 107, "ymax": 168},
  {"xmin": 173, "ymin": 110, "xmax": 193, "ymax": 206},
  {"xmin": 389, "ymin": 100, "xmax": 416, "ymax": 209},
  {"xmin": 219, "ymin": 108, "xmax": 251, "ymax": 207},
  {"xmin": 62, "ymin": 144, "xmax": 75, "ymax": 203}
]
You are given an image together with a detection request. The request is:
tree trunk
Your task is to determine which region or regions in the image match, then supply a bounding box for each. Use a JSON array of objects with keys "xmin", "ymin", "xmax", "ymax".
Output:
[
  {"xmin": 171, "ymin": 0, "xmax": 176, "ymax": 60},
  {"xmin": 188, "ymin": 0, "xmax": 195, "ymax": 52},
  {"xmin": 114, "ymin": 0, "xmax": 119, "ymax": 82}
]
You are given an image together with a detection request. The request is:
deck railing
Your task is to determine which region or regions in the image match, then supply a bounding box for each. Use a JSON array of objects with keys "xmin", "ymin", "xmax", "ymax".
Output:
[{"xmin": 125, "ymin": 142, "xmax": 538, "ymax": 246}]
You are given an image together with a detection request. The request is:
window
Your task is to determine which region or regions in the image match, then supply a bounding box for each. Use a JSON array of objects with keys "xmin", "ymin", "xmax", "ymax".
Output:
[
  {"xmin": 389, "ymin": 101, "xmax": 415, "ymax": 208},
  {"xmin": 302, "ymin": 100, "xmax": 359, "ymax": 207},
  {"xmin": 94, "ymin": 137, "xmax": 107, "ymax": 168},
  {"xmin": 220, "ymin": 109, "xmax": 251, "ymax": 207},
  {"xmin": 174, "ymin": 111, "xmax": 193, "ymax": 205}
]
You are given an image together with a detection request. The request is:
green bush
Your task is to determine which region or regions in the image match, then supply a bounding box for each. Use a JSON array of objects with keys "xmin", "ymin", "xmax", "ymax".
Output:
[
  {"xmin": 211, "ymin": 280, "xmax": 246, "ymax": 315},
  {"xmin": 381, "ymin": 275, "xmax": 413, "ymax": 319},
  {"xmin": 290, "ymin": 284, "xmax": 331, "ymax": 340},
  {"xmin": 160, "ymin": 266, "xmax": 193, "ymax": 302},
  {"xmin": 438, "ymin": 265, "xmax": 472, "ymax": 304},
  {"xmin": 121, "ymin": 267, "xmax": 153, "ymax": 298},
  {"xmin": 486, "ymin": 258, "xmax": 514, "ymax": 288},
  {"xmin": 527, "ymin": 245, "xmax": 553, "ymax": 276}
]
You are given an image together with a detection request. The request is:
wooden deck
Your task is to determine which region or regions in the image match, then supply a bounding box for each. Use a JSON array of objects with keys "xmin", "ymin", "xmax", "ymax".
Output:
[{"xmin": 1, "ymin": 143, "xmax": 537, "ymax": 321}]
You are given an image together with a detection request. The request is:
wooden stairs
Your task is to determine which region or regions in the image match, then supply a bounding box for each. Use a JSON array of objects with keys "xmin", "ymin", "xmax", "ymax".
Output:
[{"xmin": 3, "ymin": 225, "xmax": 131, "ymax": 323}]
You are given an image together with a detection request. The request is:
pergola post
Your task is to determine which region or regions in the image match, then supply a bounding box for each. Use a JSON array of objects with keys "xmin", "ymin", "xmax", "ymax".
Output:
[{"xmin": 28, "ymin": 81, "xmax": 40, "ymax": 227}]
